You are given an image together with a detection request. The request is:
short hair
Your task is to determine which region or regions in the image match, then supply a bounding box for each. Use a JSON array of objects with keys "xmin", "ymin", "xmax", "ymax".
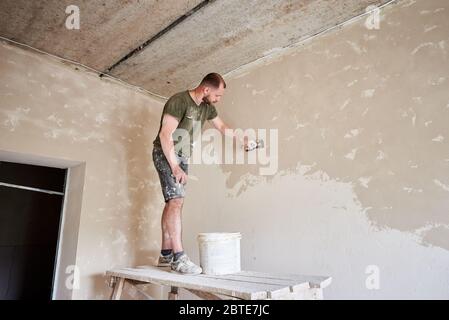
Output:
[{"xmin": 200, "ymin": 73, "xmax": 226, "ymax": 89}]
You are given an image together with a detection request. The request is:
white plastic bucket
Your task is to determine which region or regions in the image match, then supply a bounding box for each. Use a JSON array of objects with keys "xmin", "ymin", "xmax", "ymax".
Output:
[{"xmin": 197, "ymin": 232, "xmax": 241, "ymax": 275}]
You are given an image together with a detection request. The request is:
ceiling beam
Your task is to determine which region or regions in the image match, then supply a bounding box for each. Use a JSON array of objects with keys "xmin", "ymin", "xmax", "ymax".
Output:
[{"xmin": 100, "ymin": 0, "xmax": 216, "ymax": 77}]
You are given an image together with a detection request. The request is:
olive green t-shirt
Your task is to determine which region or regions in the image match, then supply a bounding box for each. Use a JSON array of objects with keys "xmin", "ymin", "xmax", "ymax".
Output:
[{"xmin": 153, "ymin": 90, "xmax": 218, "ymax": 157}]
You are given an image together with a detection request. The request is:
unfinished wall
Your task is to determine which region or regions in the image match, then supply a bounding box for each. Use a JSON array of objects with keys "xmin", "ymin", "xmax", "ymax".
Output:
[
  {"xmin": 0, "ymin": 41, "xmax": 166, "ymax": 299},
  {"xmin": 183, "ymin": 0, "xmax": 449, "ymax": 299}
]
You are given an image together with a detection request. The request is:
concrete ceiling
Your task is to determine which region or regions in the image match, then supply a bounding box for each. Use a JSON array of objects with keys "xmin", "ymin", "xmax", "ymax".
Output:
[{"xmin": 0, "ymin": 0, "xmax": 391, "ymax": 97}]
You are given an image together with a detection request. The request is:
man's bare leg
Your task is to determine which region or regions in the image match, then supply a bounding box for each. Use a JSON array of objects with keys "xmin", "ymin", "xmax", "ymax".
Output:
[
  {"xmin": 162, "ymin": 198, "xmax": 184, "ymax": 253},
  {"xmin": 161, "ymin": 197, "xmax": 201, "ymax": 274}
]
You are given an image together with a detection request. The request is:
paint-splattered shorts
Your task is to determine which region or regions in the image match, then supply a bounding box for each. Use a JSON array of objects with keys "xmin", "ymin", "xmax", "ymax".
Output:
[{"xmin": 152, "ymin": 147, "xmax": 189, "ymax": 202}]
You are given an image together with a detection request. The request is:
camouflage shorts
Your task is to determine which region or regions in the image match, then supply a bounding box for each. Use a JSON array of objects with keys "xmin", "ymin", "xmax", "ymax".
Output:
[{"xmin": 152, "ymin": 147, "xmax": 189, "ymax": 202}]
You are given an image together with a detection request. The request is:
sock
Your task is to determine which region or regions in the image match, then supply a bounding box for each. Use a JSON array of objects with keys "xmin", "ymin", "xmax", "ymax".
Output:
[
  {"xmin": 173, "ymin": 251, "xmax": 184, "ymax": 261},
  {"xmin": 161, "ymin": 249, "xmax": 173, "ymax": 256}
]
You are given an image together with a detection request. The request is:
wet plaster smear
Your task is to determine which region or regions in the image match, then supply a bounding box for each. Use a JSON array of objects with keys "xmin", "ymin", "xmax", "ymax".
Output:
[
  {"xmin": 183, "ymin": 0, "xmax": 449, "ymax": 299},
  {"xmin": 0, "ymin": 0, "xmax": 448, "ymax": 299}
]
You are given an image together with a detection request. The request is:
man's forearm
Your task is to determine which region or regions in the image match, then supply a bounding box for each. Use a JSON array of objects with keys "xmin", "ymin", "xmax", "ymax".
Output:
[{"xmin": 159, "ymin": 133, "xmax": 179, "ymax": 170}]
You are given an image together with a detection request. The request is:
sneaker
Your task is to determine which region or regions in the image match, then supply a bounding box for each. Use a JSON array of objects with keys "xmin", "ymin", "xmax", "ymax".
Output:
[
  {"xmin": 157, "ymin": 253, "xmax": 174, "ymax": 267},
  {"xmin": 170, "ymin": 254, "xmax": 202, "ymax": 275}
]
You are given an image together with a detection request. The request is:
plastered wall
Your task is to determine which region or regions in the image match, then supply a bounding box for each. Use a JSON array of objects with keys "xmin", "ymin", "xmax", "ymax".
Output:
[
  {"xmin": 182, "ymin": 0, "xmax": 449, "ymax": 299},
  {"xmin": 0, "ymin": 41, "xmax": 166, "ymax": 299}
]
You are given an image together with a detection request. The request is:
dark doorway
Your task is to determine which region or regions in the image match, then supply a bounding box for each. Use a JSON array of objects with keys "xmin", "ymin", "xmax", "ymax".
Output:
[{"xmin": 0, "ymin": 161, "xmax": 66, "ymax": 300}]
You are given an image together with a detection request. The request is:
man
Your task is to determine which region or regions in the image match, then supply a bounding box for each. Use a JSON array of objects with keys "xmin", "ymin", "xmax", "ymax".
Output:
[{"xmin": 152, "ymin": 73, "xmax": 248, "ymax": 275}]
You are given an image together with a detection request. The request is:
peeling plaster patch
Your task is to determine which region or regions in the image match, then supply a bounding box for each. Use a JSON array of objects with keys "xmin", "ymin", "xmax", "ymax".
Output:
[
  {"xmin": 71, "ymin": 131, "xmax": 106, "ymax": 143},
  {"xmin": 362, "ymin": 89, "xmax": 375, "ymax": 98},
  {"xmin": 95, "ymin": 113, "xmax": 108, "ymax": 125},
  {"xmin": 424, "ymin": 25, "xmax": 437, "ymax": 33},
  {"xmin": 376, "ymin": 150, "xmax": 387, "ymax": 160},
  {"xmin": 412, "ymin": 97, "xmax": 423, "ymax": 104},
  {"xmin": 404, "ymin": 108, "xmax": 417, "ymax": 126},
  {"xmin": 57, "ymin": 87, "xmax": 69, "ymax": 94},
  {"xmin": 44, "ymin": 129, "xmax": 61, "ymax": 139},
  {"xmin": 414, "ymin": 223, "xmax": 444, "ymax": 236},
  {"xmin": 411, "ymin": 42, "xmax": 435, "ymax": 55},
  {"xmin": 420, "ymin": 10, "xmax": 431, "ymax": 15},
  {"xmin": 347, "ymin": 79, "xmax": 358, "ymax": 87},
  {"xmin": 1, "ymin": 107, "xmax": 30, "ymax": 131},
  {"xmin": 339, "ymin": 99, "xmax": 351, "ymax": 111},
  {"xmin": 424, "ymin": 121, "xmax": 433, "ymax": 127},
  {"xmin": 358, "ymin": 176, "xmax": 372, "ymax": 188},
  {"xmin": 429, "ymin": 77, "xmax": 446, "ymax": 86},
  {"xmin": 403, "ymin": 187, "xmax": 423, "ymax": 194},
  {"xmin": 111, "ymin": 230, "xmax": 128, "ymax": 246},
  {"xmin": 252, "ymin": 89, "xmax": 266, "ymax": 95},
  {"xmin": 401, "ymin": 0, "xmax": 416, "ymax": 8},
  {"xmin": 320, "ymin": 128, "xmax": 328, "ymax": 140},
  {"xmin": 346, "ymin": 41, "xmax": 365, "ymax": 55},
  {"xmin": 362, "ymin": 108, "xmax": 370, "ymax": 117},
  {"xmin": 344, "ymin": 148, "xmax": 358, "ymax": 160},
  {"xmin": 363, "ymin": 34, "xmax": 377, "ymax": 41},
  {"xmin": 432, "ymin": 135, "xmax": 444, "ymax": 142},
  {"xmin": 439, "ymin": 40, "xmax": 446, "ymax": 52},
  {"xmin": 304, "ymin": 74, "xmax": 314, "ymax": 81},
  {"xmin": 296, "ymin": 122, "xmax": 309, "ymax": 129},
  {"xmin": 344, "ymin": 129, "xmax": 361, "ymax": 138},
  {"xmin": 434, "ymin": 179, "xmax": 449, "ymax": 192},
  {"xmin": 47, "ymin": 114, "xmax": 63, "ymax": 127}
]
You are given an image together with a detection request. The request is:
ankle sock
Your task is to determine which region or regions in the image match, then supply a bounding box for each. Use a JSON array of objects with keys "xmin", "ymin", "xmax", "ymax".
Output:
[{"xmin": 161, "ymin": 249, "xmax": 173, "ymax": 256}]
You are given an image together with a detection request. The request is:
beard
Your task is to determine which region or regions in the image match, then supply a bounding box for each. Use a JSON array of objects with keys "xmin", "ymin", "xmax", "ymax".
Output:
[{"xmin": 202, "ymin": 95, "xmax": 214, "ymax": 104}]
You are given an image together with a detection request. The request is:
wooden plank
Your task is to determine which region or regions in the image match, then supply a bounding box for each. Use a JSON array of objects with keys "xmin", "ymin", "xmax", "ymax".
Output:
[
  {"xmin": 106, "ymin": 267, "xmax": 289, "ymax": 300},
  {"xmin": 110, "ymin": 277, "xmax": 125, "ymax": 300},
  {"xmin": 200, "ymin": 273, "xmax": 310, "ymax": 293},
  {"xmin": 106, "ymin": 268, "xmax": 271, "ymax": 300},
  {"xmin": 230, "ymin": 271, "xmax": 332, "ymax": 289},
  {"xmin": 186, "ymin": 289, "xmax": 223, "ymax": 300},
  {"xmin": 168, "ymin": 286, "xmax": 178, "ymax": 300},
  {"xmin": 125, "ymin": 280, "xmax": 154, "ymax": 300}
]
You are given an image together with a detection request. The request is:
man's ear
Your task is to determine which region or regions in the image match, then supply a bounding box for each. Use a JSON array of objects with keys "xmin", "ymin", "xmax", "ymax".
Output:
[{"xmin": 203, "ymin": 86, "xmax": 210, "ymax": 95}]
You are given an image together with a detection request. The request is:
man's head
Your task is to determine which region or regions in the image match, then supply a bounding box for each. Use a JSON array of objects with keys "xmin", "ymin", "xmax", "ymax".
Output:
[{"xmin": 199, "ymin": 73, "xmax": 226, "ymax": 104}]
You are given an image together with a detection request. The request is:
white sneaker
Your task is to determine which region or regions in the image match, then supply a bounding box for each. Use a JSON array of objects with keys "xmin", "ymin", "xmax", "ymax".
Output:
[
  {"xmin": 171, "ymin": 254, "xmax": 202, "ymax": 275},
  {"xmin": 157, "ymin": 253, "xmax": 174, "ymax": 267}
]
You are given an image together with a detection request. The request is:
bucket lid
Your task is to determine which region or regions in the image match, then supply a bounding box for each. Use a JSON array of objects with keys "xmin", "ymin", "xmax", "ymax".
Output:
[{"xmin": 197, "ymin": 232, "xmax": 241, "ymax": 242}]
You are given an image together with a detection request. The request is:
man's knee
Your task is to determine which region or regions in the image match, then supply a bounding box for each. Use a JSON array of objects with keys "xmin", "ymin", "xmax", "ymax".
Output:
[{"xmin": 166, "ymin": 197, "xmax": 184, "ymax": 209}]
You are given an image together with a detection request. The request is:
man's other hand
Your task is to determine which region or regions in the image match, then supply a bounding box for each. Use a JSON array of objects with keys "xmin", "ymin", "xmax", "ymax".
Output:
[{"xmin": 171, "ymin": 165, "xmax": 187, "ymax": 184}]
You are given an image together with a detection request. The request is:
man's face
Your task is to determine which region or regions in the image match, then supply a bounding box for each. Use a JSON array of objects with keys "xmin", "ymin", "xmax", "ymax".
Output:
[{"xmin": 203, "ymin": 84, "xmax": 225, "ymax": 104}]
